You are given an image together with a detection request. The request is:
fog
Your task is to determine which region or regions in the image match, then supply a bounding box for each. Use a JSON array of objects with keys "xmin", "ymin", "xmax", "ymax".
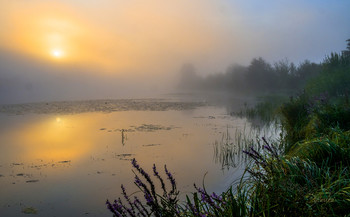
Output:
[{"xmin": 0, "ymin": 0, "xmax": 349, "ymax": 104}]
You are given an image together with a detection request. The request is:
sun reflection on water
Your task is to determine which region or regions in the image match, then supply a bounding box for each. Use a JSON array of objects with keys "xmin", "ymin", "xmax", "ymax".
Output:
[
  {"xmin": 0, "ymin": 108, "xmax": 253, "ymax": 216},
  {"xmin": 15, "ymin": 115, "xmax": 95, "ymax": 162}
]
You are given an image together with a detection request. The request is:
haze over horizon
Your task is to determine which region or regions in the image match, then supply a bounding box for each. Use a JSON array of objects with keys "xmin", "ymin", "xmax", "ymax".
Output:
[{"xmin": 1, "ymin": 0, "xmax": 349, "ymax": 104}]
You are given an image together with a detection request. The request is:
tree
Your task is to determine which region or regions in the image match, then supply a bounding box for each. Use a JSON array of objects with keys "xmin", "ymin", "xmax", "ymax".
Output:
[
  {"xmin": 245, "ymin": 57, "xmax": 275, "ymax": 92},
  {"xmin": 342, "ymin": 38, "xmax": 350, "ymax": 59},
  {"xmin": 178, "ymin": 63, "xmax": 201, "ymax": 90}
]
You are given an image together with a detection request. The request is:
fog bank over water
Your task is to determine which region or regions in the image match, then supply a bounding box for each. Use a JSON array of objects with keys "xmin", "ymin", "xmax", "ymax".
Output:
[
  {"xmin": 0, "ymin": 50, "xmax": 170, "ymax": 104},
  {"xmin": 0, "ymin": 0, "xmax": 349, "ymax": 104}
]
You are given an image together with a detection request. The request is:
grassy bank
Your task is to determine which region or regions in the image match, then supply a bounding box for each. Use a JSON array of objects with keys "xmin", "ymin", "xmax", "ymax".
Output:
[{"xmin": 106, "ymin": 41, "xmax": 350, "ymax": 216}]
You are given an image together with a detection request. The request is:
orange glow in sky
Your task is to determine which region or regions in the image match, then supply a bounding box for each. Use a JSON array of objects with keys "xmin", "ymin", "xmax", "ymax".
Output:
[
  {"xmin": 1, "ymin": 0, "xmax": 349, "ymax": 78},
  {"xmin": 0, "ymin": 0, "xmax": 227, "ymax": 75}
]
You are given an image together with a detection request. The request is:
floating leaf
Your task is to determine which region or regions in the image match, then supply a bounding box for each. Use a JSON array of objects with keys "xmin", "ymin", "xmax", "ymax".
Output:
[{"xmin": 22, "ymin": 207, "xmax": 38, "ymax": 214}]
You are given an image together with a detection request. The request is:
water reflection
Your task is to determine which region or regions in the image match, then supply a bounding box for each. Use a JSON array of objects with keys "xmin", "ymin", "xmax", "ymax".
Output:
[
  {"xmin": 12, "ymin": 116, "xmax": 94, "ymax": 162},
  {"xmin": 0, "ymin": 102, "xmax": 276, "ymax": 217}
]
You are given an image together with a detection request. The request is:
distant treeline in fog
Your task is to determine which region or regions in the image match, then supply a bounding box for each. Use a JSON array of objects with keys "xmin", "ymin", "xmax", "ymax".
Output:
[{"xmin": 178, "ymin": 58, "xmax": 322, "ymax": 95}]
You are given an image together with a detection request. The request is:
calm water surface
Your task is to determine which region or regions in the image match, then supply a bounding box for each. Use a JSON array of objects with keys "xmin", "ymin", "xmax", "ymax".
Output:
[{"xmin": 0, "ymin": 98, "xmax": 270, "ymax": 217}]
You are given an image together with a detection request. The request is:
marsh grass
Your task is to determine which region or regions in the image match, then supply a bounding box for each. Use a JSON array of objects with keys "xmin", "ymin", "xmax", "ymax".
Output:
[
  {"xmin": 107, "ymin": 130, "xmax": 350, "ymax": 217},
  {"xmin": 213, "ymin": 127, "xmax": 251, "ymax": 169},
  {"xmin": 213, "ymin": 124, "xmax": 281, "ymax": 170},
  {"xmin": 233, "ymin": 94, "xmax": 287, "ymax": 128}
]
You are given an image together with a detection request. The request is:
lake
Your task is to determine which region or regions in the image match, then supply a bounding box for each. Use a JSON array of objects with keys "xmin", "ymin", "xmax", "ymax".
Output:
[{"xmin": 0, "ymin": 97, "xmax": 277, "ymax": 217}]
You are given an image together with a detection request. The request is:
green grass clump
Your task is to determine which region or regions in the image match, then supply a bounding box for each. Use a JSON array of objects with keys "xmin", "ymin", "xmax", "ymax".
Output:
[
  {"xmin": 244, "ymin": 133, "xmax": 350, "ymax": 217},
  {"xmin": 288, "ymin": 129, "xmax": 350, "ymax": 169},
  {"xmin": 281, "ymin": 91, "xmax": 350, "ymax": 153},
  {"xmin": 280, "ymin": 92, "xmax": 311, "ymax": 152}
]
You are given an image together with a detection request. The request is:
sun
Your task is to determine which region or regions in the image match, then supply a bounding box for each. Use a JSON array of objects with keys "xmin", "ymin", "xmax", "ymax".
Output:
[{"xmin": 51, "ymin": 49, "xmax": 64, "ymax": 58}]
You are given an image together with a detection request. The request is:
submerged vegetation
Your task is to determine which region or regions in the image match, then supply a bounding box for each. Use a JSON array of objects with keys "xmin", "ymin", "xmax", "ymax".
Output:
[{"xmin": 107, "ymin": 39, "xmax": 350, "ymax": 216}]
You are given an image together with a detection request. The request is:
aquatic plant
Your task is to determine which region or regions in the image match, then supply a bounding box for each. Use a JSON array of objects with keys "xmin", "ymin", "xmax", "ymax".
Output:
[{"xmin": 106, "ymin": 158, "xmax": 180, "ymax": 217}]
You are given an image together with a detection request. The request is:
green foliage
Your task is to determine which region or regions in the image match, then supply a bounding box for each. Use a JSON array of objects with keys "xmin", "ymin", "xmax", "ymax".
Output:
[
  {"xmin": 241, "ymin": 101, "xmax": 280, "ymax": 124},
  {"xmin": 177, "ymin": 57, "xmax": 321, "ymax": 95},
  {"xmin": 183, "ymin": 185, "xmax": 248, "ymax": 217},
  {"xmin": 313, "ymin": 103, "xmax": 350, "ymax": 134},
  {"xmin": 280, "ymin": 92, "xmax": 311, "ymax": 152},
  {"xmin": 280, "ymin": 91, "xmax": 350, "ymax": 152},
  {"xmin": 306, "ymin": 66, "xmax": 350, "ymax": 97},
  {"xmin": 288, "ymin": 129, "xmax": 350, "ymax": 169},
  {"xmin": 306, "ymin": 41, "xmax": 350, "ymax": 97},
  {"xmin": 323, "ymin": 52, "xmax": 350, "ymax": 69},
  {"xmin": 233, "ymin": 94, "xmax": 288, "ymax": 129},
  {"xmin": 243, "ymin": 134, "xmax": 350, "ymax": 217}
]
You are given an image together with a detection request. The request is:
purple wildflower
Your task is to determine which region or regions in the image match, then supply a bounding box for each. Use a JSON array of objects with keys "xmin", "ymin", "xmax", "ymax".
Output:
[
  {"xmin": 133, "ymin": 196, "xmax": 149, "ymax": 217},
  {"xmin": 164, "ymin": 165, "xmax": 176, "ymax": 194},
  {"xmin": 262, "ymin": 137, "xmax": 279, "ymax": 158},
  {"xmin": 194, "ymin": 184, "xmax": 218, "ymax": 209},
  {"xmin": 134, "ymin": 175, "xmax": 143, "ymax": 187},
  {"xmin": 153, "ymin": 164, "xmax": 167, "ymax": 195},
  {"xmin": 211, "ymin": 192, "xmax": 222, "ymax": 201},
  {"xmin": 106, "ymin": 200, "xmax": 119, "ymax": 216},
  {"xmin": 132, "ymin": 158, "xmax": 140, "ymax": 170},
  {"xmin": 106, "ymin": 198, "xmax": 125, "ymax": 217},
  {"xmin": 131, "ymin": 159, "xmax": 158, "ymax": 205},
  {"xmin": 121, "ymin": 184, "xmax": 135, "ymax": 211},
  {"xmin": 144, "ymin": 192, "xmax": 154, "ymax": 205},
  {"xmin": 187, "ymin": 203, "xmax": 200, "ymax": 216}
]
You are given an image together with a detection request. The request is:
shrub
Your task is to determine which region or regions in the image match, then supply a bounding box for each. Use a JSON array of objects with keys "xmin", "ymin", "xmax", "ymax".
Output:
[{"xmin": 280, "ymin": 92, "xmax": 311, "ymax": 152}]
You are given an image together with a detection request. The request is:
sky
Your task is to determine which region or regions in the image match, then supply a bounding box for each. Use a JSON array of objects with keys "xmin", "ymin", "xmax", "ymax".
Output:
[{"xmin": 0, "ymin": 0, "xmax": 349, "ymax": 104}]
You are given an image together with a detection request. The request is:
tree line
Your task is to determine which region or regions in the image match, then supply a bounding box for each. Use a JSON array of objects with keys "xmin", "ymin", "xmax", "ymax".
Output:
[{"xmin": 178, "ymin": 57, "xmax": 322, "ymax": 95}]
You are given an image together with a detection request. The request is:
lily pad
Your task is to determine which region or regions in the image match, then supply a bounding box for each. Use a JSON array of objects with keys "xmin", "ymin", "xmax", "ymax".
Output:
[
  {"xmin": 142, "ymin": 144, "xmax": 161, "ymax": 147},
  {"xmin": 26, "ymin": 180, "xmax": 39, "ymax": 183},
  {"xmin": 58, "ymin": 160, "xmax": 71, "ymax": 164},
  {"xmin": 22, "ymin": 207, "xmax": 38, "ymax": 214}
]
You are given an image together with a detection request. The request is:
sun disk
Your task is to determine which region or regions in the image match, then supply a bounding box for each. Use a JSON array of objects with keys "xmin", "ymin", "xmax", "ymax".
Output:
[{"xmin": 51, "ymin": 49, "xmax": 63, "ymax": 58}]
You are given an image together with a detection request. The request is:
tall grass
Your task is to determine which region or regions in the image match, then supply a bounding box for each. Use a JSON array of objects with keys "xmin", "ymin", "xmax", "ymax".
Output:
[
  {"xmin": 107, "ymin": 131, "xmax": 350, "ymax": 216},
  {"xmin": 213, "ymin": 127, "xmax": 253, "ymax": 169},
  {"xmin": 213, "ymin": 124, "xmax": 281, "ymax": 170},
  {"xmin": 233, "ymin": 97, "xmax": 284, "ymax": 128}
]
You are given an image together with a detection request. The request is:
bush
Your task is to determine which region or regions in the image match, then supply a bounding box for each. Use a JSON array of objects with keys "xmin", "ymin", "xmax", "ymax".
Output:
[{"xmin": 280, "ymin": 92, "xmax": 311, "ymax": 152}]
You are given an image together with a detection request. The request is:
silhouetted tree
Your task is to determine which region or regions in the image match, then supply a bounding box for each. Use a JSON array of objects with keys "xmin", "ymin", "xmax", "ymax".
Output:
[
  {"xmin": 178, "ymin": 63, "xmax": 202, "ymax": 90},
  {"xmin": 245, "ymin": 57, "xmax": 275, "ymax": 92},
  {"xmin": 274, "ymin": 59, "xmax": 294, "ymax": 89},
  {"xmin": 225, "ymin": 64, "xmax": 247, "ymax": 91},
  {"xmin": 342, "ymin": 39, "xmax": 350, "ymax": 59}
]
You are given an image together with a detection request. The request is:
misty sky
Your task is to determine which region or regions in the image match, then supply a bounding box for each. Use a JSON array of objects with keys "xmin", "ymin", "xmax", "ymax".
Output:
[{"xmin": 0, "ymin": 0, "xmax": 349, "ymax": 104}]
